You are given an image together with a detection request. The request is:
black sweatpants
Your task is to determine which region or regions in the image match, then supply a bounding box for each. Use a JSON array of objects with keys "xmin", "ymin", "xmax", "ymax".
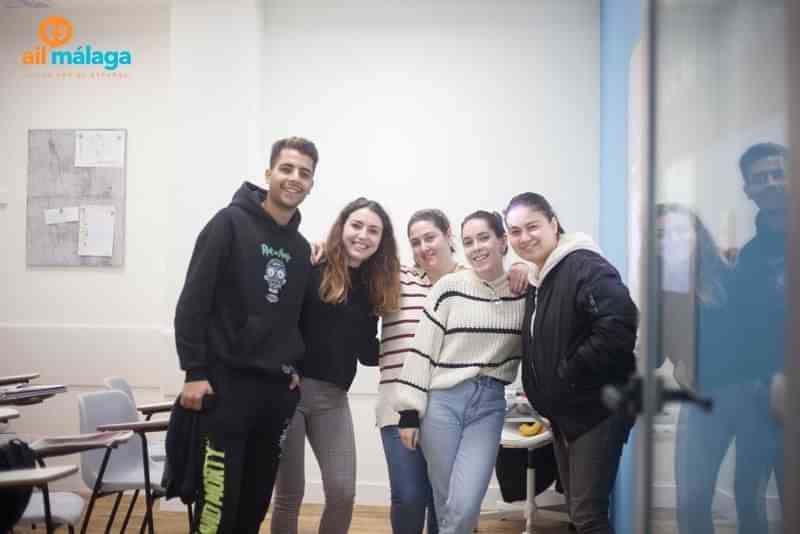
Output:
[{"xmin": 195, "ymin": 365, "xmax": 300, "ymax": 534}]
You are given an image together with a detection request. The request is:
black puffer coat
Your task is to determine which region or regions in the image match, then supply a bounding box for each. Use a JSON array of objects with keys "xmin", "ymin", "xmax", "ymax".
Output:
[{"xmin": 521, "ymin": 234, "xmax": 638, "ymax": 442}]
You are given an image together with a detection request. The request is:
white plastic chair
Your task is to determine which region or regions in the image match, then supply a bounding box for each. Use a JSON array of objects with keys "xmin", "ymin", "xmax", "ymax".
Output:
[
  {"xmin": 103, "ymin": 376, "xmax": 169, "ymax": 461},
  {"xmin": 79, "ymin": 390, "xmax": 166, "ymax": 534},
  {"xmin": 103, "ymin": 376, "xmax": 136, "ymax": 404},
  {"xmin": 17, "ymin": 431, "xmax": 134, "ymax": 534},
  {"xmin": 0, "ymin": 465, "xmax": 78, "ymax": 534},
  {"xmin": 19, "ymin": 488, "xmax": 85, "ymax": 534}
]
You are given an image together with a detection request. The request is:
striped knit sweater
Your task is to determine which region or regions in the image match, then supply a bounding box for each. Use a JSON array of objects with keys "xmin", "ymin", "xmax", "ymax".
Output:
[
  {"xmin": 393, "ymin": 269, "xmax": 525, "ymax": 425},
  {"xmin": 376, "ymin": 265, "xmax": 465, "ymax": 427}
]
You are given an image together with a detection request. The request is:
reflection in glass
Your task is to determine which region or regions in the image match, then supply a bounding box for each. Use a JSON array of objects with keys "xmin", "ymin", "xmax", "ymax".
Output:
[
  {"xmin": 652, "ymin": 2, "xmax": 787, "ymax": 531},
  {"xmin": 656, "ymin": 145, "xmax": 786, "ymax": 534}
]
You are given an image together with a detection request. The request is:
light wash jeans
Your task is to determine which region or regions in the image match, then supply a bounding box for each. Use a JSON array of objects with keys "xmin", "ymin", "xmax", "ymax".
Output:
[{"xmin": 419, "ymin": 376, "xmax": 506, "ymax": 534}]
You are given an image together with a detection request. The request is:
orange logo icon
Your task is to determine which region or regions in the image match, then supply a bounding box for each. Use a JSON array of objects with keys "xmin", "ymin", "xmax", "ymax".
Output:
[{"xmin": 38, "ymin": 16, "xmax": 73, "ymax": 48}]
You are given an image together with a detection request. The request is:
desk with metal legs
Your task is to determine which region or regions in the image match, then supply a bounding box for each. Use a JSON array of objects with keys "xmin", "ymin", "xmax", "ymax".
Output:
[{"xmin": 480, "ymin": 421, "xmax": 570, "ymax": 534}]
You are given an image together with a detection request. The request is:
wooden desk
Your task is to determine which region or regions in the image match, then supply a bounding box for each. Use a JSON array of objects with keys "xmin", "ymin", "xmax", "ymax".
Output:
[
  {"xmin": 0, "ymin": 407, "xmax": 20, "ymax": 423},
  {"xmin": 0, "ymin": 373, "xmax": 40, "ymax": 386},
  {"xmin": 96, "ymin": 419, "xmax": 169, "ymax": 534},
  {"xmin": 0, "ymin": 384, "xmax": 66, "ymax": 406},
  {"xmin": 0, "ymin": 465, "xmax": 78, "ymax": 488}
]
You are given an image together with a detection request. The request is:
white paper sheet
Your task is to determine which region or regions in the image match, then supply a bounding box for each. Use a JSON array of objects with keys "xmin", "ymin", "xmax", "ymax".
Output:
[
  {"xmin": 78, "ymin": 205, "xmax": 115, "ymax": 257},
  {"xmin": 75, "ymin": 130, "xmax": 126, "ymax": 168},
  {"xmin": 44, "ymin": 206, "xmax": 79, "ymax": 225}
]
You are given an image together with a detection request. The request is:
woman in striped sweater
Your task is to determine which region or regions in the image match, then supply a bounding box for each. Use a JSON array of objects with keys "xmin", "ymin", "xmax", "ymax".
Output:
[
  {"xmin": 377, "ymin": 209, "xmax": 463, "ymax": 534},
  {"xmin": 394, "ymin": 211, "xmax": 526, "ymax": 534}
]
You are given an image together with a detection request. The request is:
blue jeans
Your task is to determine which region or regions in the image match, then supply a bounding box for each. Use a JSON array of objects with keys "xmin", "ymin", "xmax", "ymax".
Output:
[
  {"xmin": 420, "ymin": 376, "xmax": 506, "ymax": 534},
  {"xmin": 381, "ymin": 425, "xmax": 438, "ymax": 534},
  {"xmin": 675, "ymin": 382, "xmax": 784, "ymax": 534}
]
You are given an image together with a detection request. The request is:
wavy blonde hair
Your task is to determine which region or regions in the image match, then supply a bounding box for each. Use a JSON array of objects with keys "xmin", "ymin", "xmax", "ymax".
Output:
[{"xmin": 319, "ymin": 197, "xmax": 401, "ymax": 315}]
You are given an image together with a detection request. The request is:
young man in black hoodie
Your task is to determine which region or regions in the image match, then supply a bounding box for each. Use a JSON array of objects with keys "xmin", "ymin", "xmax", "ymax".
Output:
[
  {"xmin": 725, "ymin": 142, "xmax": 786, "ymax": 531},
  {"xmin": 671, "ymin": 143, "xmax": 788, "ymax": 534},
  {"xmin": 174, "ymin": 137, "xmax": 317, "ymax": 534}
]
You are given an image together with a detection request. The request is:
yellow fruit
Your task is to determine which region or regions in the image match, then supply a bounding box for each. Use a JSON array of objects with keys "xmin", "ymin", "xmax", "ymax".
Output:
[{"xmin": 518, "ymin": 421, "xmax": 543, "ymax": 437}]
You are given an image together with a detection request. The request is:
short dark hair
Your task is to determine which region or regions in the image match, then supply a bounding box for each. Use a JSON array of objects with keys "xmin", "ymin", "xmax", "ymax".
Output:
[
  {"xmin": 739, "ymin": 142, "xmax": 787, "ymax": 182},
  {"xmin": 504, "ymin": 192, "xmax": 565, "ymax": 235},
  {"xmin": 461, "ymin": 210, "xmax": 508, "ymax": 255},
  {"xmin": 269, "ymin": 137, "xmax": 319, "ymax": 171}
]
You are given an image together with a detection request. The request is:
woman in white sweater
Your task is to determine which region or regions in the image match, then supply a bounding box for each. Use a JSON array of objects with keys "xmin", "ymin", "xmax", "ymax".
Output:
[{"xmin": 395, "ymin": 210, "xmax": 525, "ymax": 534}]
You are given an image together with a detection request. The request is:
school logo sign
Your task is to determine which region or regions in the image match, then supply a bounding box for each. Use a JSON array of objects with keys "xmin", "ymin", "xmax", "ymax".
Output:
[{"xmin": 21, "ymin": 16, "xmax": 133, "ymax": 71}]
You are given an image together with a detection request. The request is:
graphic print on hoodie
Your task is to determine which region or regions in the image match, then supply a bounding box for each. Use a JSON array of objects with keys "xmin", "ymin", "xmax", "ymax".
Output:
[{"xmin": 174, "ymin": 182, "xmax": 313, "ymax": 381}]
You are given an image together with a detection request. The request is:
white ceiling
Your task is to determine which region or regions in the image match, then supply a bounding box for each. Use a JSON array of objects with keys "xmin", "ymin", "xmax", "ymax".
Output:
[
  {"xmin": 3, "ymin": 0, "xmax": 172, "ymax": 7},
  {"xmin": 3, "ymin": 0, "xmax": 50, "ymax": 6}
]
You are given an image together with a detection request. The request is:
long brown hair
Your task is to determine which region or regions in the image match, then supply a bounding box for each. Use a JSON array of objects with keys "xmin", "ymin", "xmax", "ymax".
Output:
[
  {"xmin": 655, "ymin": 203, "xmax": 729, "ymax": 305},
  {"xmin": 319, "ymin": 198, "xmax": 401, "ymax": 315}
]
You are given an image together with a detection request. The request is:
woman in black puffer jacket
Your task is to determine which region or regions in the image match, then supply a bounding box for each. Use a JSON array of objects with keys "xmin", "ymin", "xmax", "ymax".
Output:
[{"xmin": 504, "ymin": 192, "xmax": 638, "ymax": 534}]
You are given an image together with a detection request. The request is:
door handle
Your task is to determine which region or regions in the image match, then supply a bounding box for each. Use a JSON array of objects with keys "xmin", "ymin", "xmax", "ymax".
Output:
[{"xmin": 661, "ymin": 384, "xmax": 713, "ymax": 412}]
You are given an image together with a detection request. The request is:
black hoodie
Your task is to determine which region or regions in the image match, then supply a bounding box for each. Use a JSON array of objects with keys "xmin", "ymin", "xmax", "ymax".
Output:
[
  {"xmin": 728, "ymin": 211, "xmax": 785, "ymax": 383},
  {"xmin": 175, "ymin": 182, "xmax": 312, "ymax": 382}
]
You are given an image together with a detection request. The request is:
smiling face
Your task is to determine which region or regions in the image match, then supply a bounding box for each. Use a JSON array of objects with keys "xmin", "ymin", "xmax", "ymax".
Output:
[
  {"xmin": 265, "ymin": 148, "xmax": 315, "ymax": 213},
  {"xmin": 744, "ymin": 155, "xmax": 787, "ymax": 212},
  {"xmin": 408, "ymin": 220, "xmax": 454, "ymax": 274},
  {"xmin": 656, "ymin": 211, "xmax": 696, "ymax": 265},
  {"xmin": 461, "ymin": 218, "xmax": 506, "ymax": 281},
  {"xmin": 505, "ymin": 205, "xmax": 559, "ymax": 268},
  {"xmin": 342, "ymin": 207, "xmax": 384, "ymax": 267}
]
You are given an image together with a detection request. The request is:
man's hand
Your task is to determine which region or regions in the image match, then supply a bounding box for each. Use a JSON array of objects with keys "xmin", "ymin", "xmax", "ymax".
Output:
[
  {"xmin": 399, "ymin": 428, "xmax": 419, "ymax": 450},
  {"xmin": 289, "ymin": 373, "xmax": 301, "ymax": 390},
  {"xmin": 180, "ymin": 380, "xmax": 214, "ymax": 411},
  {"xmin": 310, "ymin": 241, "xmax": 326, "ymax": 265},
  {"xmin": 508, "ymin": 261, "xmax": 530, "ymax": 295}
]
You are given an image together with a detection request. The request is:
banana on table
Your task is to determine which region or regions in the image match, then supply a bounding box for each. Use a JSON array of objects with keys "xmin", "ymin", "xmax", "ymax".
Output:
[{"xmin": 518, "ymin": 421, "xmax": 544, "ymax": 437}]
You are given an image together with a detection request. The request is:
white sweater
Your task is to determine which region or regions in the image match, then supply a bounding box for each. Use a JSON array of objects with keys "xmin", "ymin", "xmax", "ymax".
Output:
[{"xmin": 393, "ymin": 269, "xmax": 525, "ymax": 420}]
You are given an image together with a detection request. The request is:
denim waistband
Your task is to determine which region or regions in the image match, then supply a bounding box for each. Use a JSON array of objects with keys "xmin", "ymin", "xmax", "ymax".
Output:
[{"xmin": 473, "ymin": 374, "xmax": 506, "ymax": 388}]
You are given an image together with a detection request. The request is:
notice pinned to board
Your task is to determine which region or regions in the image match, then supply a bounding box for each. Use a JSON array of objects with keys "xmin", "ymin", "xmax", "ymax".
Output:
[
  {"xmin": 44, "ymin": 206, "xmax": 79, "ymax": 225},
  {"xmin": 75, "ymin": 129, "xmax": 126, "ymax": 168},
  {"xmin": 78, "ymin": 205, "xmax": 115, "ymax": 257},
  {"xmin": 27, "ymin": 129, "xmax": 126, "ymax": 266}
]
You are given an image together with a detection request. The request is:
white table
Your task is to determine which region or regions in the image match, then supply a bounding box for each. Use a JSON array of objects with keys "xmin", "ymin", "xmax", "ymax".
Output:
[{"xmin": 480, "ymin": 420, "xmax": 570, "ymax": 534}]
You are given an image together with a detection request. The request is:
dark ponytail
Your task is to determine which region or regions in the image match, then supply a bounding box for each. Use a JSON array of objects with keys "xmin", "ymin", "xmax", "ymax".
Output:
[
  {"xmin": 504, "ymin": 192, "xmax": 565, "ymax": 235},
  {"xmin": 461, "ymin": 210, "xmax": 508, "ymax": 255}
]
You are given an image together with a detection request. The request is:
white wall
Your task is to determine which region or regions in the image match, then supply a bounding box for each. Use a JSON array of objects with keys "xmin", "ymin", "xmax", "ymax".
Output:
[
  {"xmin": 253, "ymin": 0, "xmax": 600, "ymax": 505},
  {"xmin": 0, "ymin": 0, "xmax": 601, "ymax": 507},
  {"xmin": 259, "ymin": 0, "xmax": 600, "ymax": 263},
  {"xmin": 166, "ymin": 0, "xmax": 268, "ymax": 335},
  {"xmin": 0, "ymin": 4, "xmax": 175, "ymax": 487}
]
